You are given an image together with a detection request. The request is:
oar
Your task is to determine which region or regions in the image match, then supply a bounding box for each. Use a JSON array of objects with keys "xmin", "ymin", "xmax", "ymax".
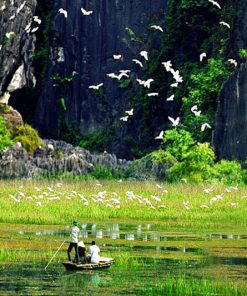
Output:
[{"xmin": 44, "ymin": 240, "xmax": 66, "ymax": 270}]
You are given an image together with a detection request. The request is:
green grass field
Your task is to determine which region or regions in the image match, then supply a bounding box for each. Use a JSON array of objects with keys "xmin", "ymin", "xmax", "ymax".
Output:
[{"xmin": 0, "ymin": 180, "xmax": 246, "ymax": 229}]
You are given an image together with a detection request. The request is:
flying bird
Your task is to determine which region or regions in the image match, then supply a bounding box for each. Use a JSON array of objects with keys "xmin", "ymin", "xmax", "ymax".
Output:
[
  {"xmin": 147, "ymin": 93, "xmax": 159, "ymax": 97},
  {"xmin": 81, "ymin": 7, "xmax": 93, "ymax": 15},
  {"xmin": 89, "ymin": 83, "xmax": 103, "ymax": 90},
  {"xmin": 31, "ymin": 27, "xmax": 39, "ymax": 33},
  {"xmin": 113, "ymin": 54, "xmax": 122, "ymax": 60},
  {"xmin": 171, "ymin": 82, "xmax": 178, "ymax": 88},
  {"xmin": 200, "ymin": 52, "xmax": 207, "ymax": 62},
  {"xmin": 33, "ymin": 16, "xmax": 42, "ymax": 24},
  {"xmin": 140, "ymin": 50, "xmax": 148, "ymax": 61},
  {"xmin": 17, "ymin": 1, "xmax": 26, "ymax": 14},
  {"xmin": 150, "ymin": 25, "xmax": 164, "ymax": 32},
  {"xmin": 136, "ymin": 78, "xmax": 154, "ymax": 88},
  {"xmin": 58, "ymin": 8, "xmax": 68, "ymax": 18},
  {"xmin": 220, "ymin": 21, "xmax": 230, "ymax": 29},
  {"xmin": 166, "ymin": 94, "xmax": 175, "ymax": 101},
  {"xmin": 132, "ymin": 59, "xmax": 143, "ymax": 68},
  {"xmin": 168, "ymin": 116, "xmax": 180, "ymax": 127},
  {"xmin": 155, "ymin": 131, "xmax": 164, "ymax": 140},
  {"xmin": 201, "ymin": 123, "xmax": 212, "ymax": 132},
  {"xmin": 125, "ymin": 109, "xmax": 134, "ymax": 116},
  {"xmin": 120, "ymin": 116, "xmax": 129, "ymax": 122},
  {"xmin": 162, "ymin": 60, "xmax": 172, "ymax": 72},
  {"xmin": 208, "ymin": 0, "xmax": 221, "ymax": 9},
  {"xmin": 228, "ymin": 59, "xmax": 237, "ymax": 67}
]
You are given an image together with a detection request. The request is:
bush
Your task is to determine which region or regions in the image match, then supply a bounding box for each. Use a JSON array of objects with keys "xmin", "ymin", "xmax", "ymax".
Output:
[
  {"xmin": 0, "ymin": 116, "xmax": 13, "ymax": 151},
  {"xmin": 214, "ymin": 160, "xmax": 245, "ymax": 185},
  {"xmin": 167, "ymin": 143, "xmax": 215, "ymax": 183},
  {"xmin": 12, "ymin": 124, "xmax": 43, "ymax": 153}
]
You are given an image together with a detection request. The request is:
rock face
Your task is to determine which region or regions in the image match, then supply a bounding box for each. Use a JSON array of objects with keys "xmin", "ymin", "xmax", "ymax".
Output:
[
  {"xmin": 213, "ymin": 1, "xmax": 247, "ymax": 161},
  {"xmin": 34, "ymin": 0, "xmax": 168, "ymax": 155},
  {"xmin": 0, "ymin": 0, "xmax": 37, "ymax": 103},
  {"xmin": 0, "ymin": 139, "xmax": 131, "ymax": 178},
  {"xmin": 0, "ymin": 103, "xmax": 23, "ymax": 131}
]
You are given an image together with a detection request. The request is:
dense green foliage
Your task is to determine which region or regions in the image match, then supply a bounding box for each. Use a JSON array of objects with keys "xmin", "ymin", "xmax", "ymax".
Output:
[
  {"xmin": 0, "ymin": 116, "xmax": 13, "ymax": 151},
  {"xmin": 12, "ymin": 124, "xmax": 43, "ymax": 153}
]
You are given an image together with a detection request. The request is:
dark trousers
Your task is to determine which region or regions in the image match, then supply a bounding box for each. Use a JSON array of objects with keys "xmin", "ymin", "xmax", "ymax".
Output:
[{"xmin": 67, "ymin": 242, "xmax": 79, "ymax": 262}]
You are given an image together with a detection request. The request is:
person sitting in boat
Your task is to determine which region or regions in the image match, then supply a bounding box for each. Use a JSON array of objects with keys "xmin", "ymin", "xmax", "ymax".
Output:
[
  {"xmin": 67, "ymin": 221, "xmax": 80, "ymax": 263},
  {"xmin": 78, "ymin": 240, "xmax": 87, "ymax": 263},
  {"xmin": 88, "ymin": 240, "xmax": 100, "ymax": 264}
]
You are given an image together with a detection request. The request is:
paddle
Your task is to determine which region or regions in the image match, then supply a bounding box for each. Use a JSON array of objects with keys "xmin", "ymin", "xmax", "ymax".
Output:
[{"xmin": 44, "ymin": 240, "xmax": 66, "ymax": 270}]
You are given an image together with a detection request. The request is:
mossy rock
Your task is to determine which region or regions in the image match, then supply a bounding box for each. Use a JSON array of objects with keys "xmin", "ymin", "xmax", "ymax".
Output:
[{"xmin": 0, "ymin": 103, "xmax": 23, "ymax": 132}]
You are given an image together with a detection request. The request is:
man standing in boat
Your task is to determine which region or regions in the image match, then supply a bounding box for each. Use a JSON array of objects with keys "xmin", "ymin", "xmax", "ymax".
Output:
[
  {"xmin": 89, "ymin": 240, "xmax": 100, "ymax": 263},
  {"xmin": 67, "ymin": 221, "xmax": 80, "ymax": 263}
]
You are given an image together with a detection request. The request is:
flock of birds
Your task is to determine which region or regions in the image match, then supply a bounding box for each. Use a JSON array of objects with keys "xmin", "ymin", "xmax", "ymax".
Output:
[
  {"xmin": 0, "ymin": 0, "xmax": 238, "ymax": 140},
  {"xmin": 8, "ymin": 182, "xmax": 246, "ymax": 210}
]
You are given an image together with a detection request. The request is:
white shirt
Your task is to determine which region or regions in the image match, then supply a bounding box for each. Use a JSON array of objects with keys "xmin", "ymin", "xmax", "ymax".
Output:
[
  {"xmin": 70, "ymin": 226, "xmax": 80, "ymax": 243},
  {"xmin": 89, "ymin": 245, "xmax": 100, "ymax": 263}
]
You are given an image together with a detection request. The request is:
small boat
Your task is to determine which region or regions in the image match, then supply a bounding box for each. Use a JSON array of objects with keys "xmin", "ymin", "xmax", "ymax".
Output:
[{"xmin": 63, "ymin": 257, "xmax": 115, "ymax": 271}]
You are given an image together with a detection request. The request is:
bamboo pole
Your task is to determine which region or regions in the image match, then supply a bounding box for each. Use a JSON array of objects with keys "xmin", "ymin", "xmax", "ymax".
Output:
[{"xmin": 44, "ymin": 240, "xmax": 66, "ymax": 270}]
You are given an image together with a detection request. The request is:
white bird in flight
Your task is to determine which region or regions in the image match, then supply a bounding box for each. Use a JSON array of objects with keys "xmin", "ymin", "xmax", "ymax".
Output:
[
  {"xmin": 136, "ymin": 78, "xmax": 154, "ymax": 88},
  {"xmin": 89, "ymin": 83, "xmax": 103, "ymax": 90},
  {"xmin": 171, "ymin": 82, "xmax": 178, "ymax": 88},
  {"xmin": 33, "ymin": 16, "xmax": 42, "ymax": 25},
  {"xmin": 132, "ymin": 59, "xmax": 143, "ymax": 68},
  {"xmin": 140, "ymin": 50, "xmax": 148, "ymax": 61},
  {"xmin": 17, "ymin": 1, "xmax": 26, "ymax": 14},
  {"xmin": 201, "ymin": 123, "xmax": 212, "ymax": 132},
  {"xmin": 58, "ymin": 8, "xmax": 68, "ymax": 18},
  {"xmin": 200, "ymin": 52, "xmax": 207, "ymax": 62},
  {"xmin": 162, "ymin": 60, "xmax": 172, "ymax": 72},
  {"xmin": 150, "ymin": 25, "xmax": 163, "ymax": 32},
  {"xmin": 166, "ymin": 94, "xmax": 174, "ymax": 101},
  {"xmin": 120, "ymin": 116, "xmax": 129, "ymax": 122},
  {"xmin": 113, "ymin": 54, "xmax": 122, "ymax": 60},
  {"xmin": 155, "ymin": 131, "xmax": 164, "ymax": 140},
  {"xmin": 220, "ymin": 21, "xmax": 230, "ymax": 29},
  {"xmin": 168, "ymin": 116, "xmax": 180, "ymax": 127},
  {"xmin": 208, "ymin": 0, "xmax": 221, "ymax": 9},
  {"xmin": 125, "ymin": 109, "xmax": 134, "ymax": 116},
  {"xmin": 81, "ymin": 7, "xmax": 93, "ymax": 15},
  {"xmin": 147, "ymin": 93, "xmax": 159, "ymax": 97},
  {"xmin": 228, "ymin": 59, "xmax": 237, "ymax": 67}
]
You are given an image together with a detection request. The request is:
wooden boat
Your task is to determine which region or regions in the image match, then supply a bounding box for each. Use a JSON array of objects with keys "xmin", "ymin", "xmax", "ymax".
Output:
[{"xmin": 63, "ymin": 257, "xmax": 115, "ymax": 271}]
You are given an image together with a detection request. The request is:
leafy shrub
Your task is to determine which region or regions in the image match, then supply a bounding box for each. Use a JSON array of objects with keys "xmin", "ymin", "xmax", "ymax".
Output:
[
  {"xmin": 167, "ymin": 143, "xmax": 215, "ymax": 183},
  {"xmin": 162, "ymin": 129, "xmax": 195, "ymax": 162},
  {"xmin": 0, "ymin": 116, "xmax": 13, "ymax": 151},
  {"xmin": 214, "ymin": 160, "xmax": 245, "ymax": 185},
  {"xmin": 12, "ymin": 124, "xmax": 43, "ymax": 153},
  {"xmin": 151, "ymin": 149, "xmax": 177, "ymax": 167}
]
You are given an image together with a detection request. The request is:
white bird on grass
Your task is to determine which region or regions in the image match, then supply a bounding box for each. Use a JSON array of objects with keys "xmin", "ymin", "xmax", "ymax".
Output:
[
  {"xmin": 140, "ymin": 50, "xmax": 148, "ymax": 61},
  {"xmin": 203, "ymin": 188, "xmax": 213, "ymax": 194},
  {"xmin": 208, "ymin": 0, "xmax": 221, "ymax": 9},
  {"xmin": 150, "ymin": 25, "xmax": 164, "ymax": 32},
  {"xmin": 201, "ymin": 123, "xmax": 212, "ymax": 132},
  {"xmin": 200, "ymin": 52, "xmax": 207, "ymax": 62},
  {"xmin": 200, "ymin": 204, "xmax": 209, "ymax": 209},
  {"xmin": 89, "ymin": 83, "xmax": 103, "ymax": 90},
  {"xmin": 220, "ymin": 21, "xmax": 230, "ymax": 29},
  {"xmin": 228, "ymin": 59, "xmax": 237, "ymax": 67},
  {"xmin": 58, "ymin": 8, "xmax": 68, "ymax": 18},
  {"xmin": 166, "ymin": 94, "xmax": 175, "ymax": 101},
  {"xmin": 155, "ymin": 131, "xmax": 164, "ymax": 140},
  {"xmin": 81, "ymin": 7, "xmax": 93, "ymax": 15},
  {"xmin": 132, "ymin": 59, "xmax": 143, "ymax": 68},
  {"xmin": 168, "ymin": 116, "xmax": 180, "ymax": 127}
]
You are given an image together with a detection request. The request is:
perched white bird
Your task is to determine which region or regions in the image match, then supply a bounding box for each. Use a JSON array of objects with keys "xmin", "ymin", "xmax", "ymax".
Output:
[
  {"xmin": 120, "ymin": 116, "xmax": 128, "ymax": 122},
  {"xmin": 162, "ymin": 61, "xmax": 172, "ymax": 72},
  {"xmin": 155, "ymin": 131, "xmax": 164, "ymax": 140},
  {"xmin": 201, "ymin": 123, "xmax": 212, "ymax": 132},
  {"xmin": 220, "ymin": 21, "xmax": 230, "ymax": 29},
  {"xmin": 228, "ymin": 59, "xmax": 237, "ymax": 67},
  {"xmin": 168, "ymin": 116, "xmax": 180, "ymax": 127},
  {"xmin": 33, "ymin": 16, "xmax": 42, "ymax": 25},
  {"xmin": 140, "ymin": 50, "xmax": 148, "ymax": 61},
  {"xmin": 208, "ymin": 0, "xmax": 221, "ymax": 9},
  {"xmin": 58, "ymin": 8, "xmax": 68, "ymax": 18},
  {"xmin": 125, "ymin": 109, "xmax": 134, "ymax": 116},
  {"xmin": 132, "ymin": 59, "xmax": 143, "ymax": 68},
  {"xmin": 81, "ymin": 7, "xmax": 93, "ymax": 15},
  {"xmin": 9, "ymin": 14, "xmax": 15, "ymax": 20},
  {"xmin": 200, "ymin": 52, "xmax": 207, "ymax": 62},
  {"xmin": 150, "ymin": 25, "xmax": 163, "ymax": 32},
  {"xmin": 113, "ymin": 54, "xmax": 122, "ymax": 60},
  {"xmin": 166, "ymin": 94, "xmax": 175, "ymax": 101},
  {"xmin": 147, "ymin": 93, "xmax": 159, "ymax": 97},
  {"xmin": 89, "ymin": 83, "xmax": 103, "ymax": 90},
  {"xmin": 31, "ymin": 27, "xmax": 39, "ymax": 33}
]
